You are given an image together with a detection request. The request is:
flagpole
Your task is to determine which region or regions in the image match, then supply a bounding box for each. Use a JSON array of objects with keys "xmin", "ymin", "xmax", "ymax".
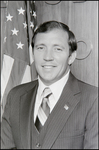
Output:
[{"xmin": 26, "ymin": 1, "xmax": 37, "ymax": 81}]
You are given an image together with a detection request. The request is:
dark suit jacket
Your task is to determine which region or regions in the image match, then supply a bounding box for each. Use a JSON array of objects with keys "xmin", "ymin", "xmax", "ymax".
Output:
[{"xmin": 1, "ymin": 73, "xmax": 98, "ymax": 149}]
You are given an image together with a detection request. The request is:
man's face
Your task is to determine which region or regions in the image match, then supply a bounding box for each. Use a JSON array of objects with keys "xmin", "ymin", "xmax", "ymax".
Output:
[{"xmin": 33, "ymin": 29, "xmax": 71, "ymax": 86}]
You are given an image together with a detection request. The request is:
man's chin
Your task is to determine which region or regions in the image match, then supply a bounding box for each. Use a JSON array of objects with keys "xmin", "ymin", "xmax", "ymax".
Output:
[{"xmin": 40, "ymin": 77, "xmax": 55, "ymax": 86}]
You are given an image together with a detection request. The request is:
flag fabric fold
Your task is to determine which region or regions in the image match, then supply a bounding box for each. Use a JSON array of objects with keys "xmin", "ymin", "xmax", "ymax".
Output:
[{"xmin": 1, "ymin": 1, "xmax": 37, "ymax": 116}]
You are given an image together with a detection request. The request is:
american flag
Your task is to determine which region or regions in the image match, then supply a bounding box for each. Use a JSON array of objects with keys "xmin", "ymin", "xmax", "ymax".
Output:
[{"xmin": 1, "ymin": 1, "xmax": 37, "ymax": 116}]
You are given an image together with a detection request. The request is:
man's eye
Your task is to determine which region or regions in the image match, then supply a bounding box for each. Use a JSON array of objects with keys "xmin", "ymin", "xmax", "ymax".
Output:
[
  {"xmin": 55, "ymin": 48, "xmax": 62, "ymax": 52},
  {"xmin": 57, "ymin": 48, "xmax": 62, "ymax": 51},
  {"xmin": 37, "ymin": 47, "xmax": 44, "ymax": 50}
]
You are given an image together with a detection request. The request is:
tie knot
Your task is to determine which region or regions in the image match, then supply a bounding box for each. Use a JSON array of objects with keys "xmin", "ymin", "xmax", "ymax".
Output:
[{"xmin": 43, "ymin": 87, "xmax": 52, "ymax": 98}]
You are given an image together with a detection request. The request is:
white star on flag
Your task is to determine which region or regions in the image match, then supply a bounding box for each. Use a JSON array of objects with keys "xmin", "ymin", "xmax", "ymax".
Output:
[
  {"xmin": 17, "ymin": 7, "xmax": 25, "ymax": 15},
  {"xmin": 16, "ymin": 42, "xmax": 24, "ymax": 49},
  {"xmin": 32, "ymin": 11, "xmax": 36, "ymax": 18},
  {"xmin": 23, "ymin": 22, "xmax": 27, "ymax": 28},
  {"xmin": 11, "ymin": 28, "xmax": 19, "ymax": 35},
  {"xmin": 6, "ymin": 14, "xmax": 13, "ymax": 21},
  {"xmin": 30, "ymin": 21, "xmax": 34, "ymax": 28}
]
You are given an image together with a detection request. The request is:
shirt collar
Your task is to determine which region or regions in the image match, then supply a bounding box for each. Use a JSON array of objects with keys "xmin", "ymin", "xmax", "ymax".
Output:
[{"xmin": 38, "ymin": 69, "xmax": 70, "ymax": 101}]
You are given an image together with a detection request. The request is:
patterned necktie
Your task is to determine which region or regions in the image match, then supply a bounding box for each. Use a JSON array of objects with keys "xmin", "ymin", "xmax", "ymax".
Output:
[{"xmin": 35, "ymin": 87, "xmax": 52, "ymax": 132}]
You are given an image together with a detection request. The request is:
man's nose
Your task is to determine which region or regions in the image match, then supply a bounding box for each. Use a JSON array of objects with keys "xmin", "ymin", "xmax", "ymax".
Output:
[{"xmin": 43, "ymin": 50, "xmax": 54, "ymax": 61}]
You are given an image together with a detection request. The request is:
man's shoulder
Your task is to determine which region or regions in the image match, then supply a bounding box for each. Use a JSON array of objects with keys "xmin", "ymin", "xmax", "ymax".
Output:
[
  {"xmin": 70, "ymin": 73, "xmax": 98, "ymax": 94},
  {"xmin": 77, "ymin": 79, "xmax": 98, "ymax": 102},
  {"xmin": 70, "ymin": 73, "xmax": 98, "ymax": 101},
  {"xmin": 8, "ymin": 79, "xmax": 38, "ymax": 98},
  {"xmin": 78, "ymin": 79, "xmax": 98, "ymax": 93}
]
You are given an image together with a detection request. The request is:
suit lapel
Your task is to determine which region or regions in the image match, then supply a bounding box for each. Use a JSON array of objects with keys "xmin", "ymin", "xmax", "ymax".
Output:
[
  {"xmin": 20, "ymin": 82, "xmax": 38, "ymax": 149},
  {"xmin": 42, "ymin": 74, "xmax": 81, "ymax": 149}
]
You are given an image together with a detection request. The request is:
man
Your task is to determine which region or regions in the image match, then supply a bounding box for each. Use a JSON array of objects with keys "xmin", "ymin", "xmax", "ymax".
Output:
[{"xmin": 1, "ymin": 21, "xmax": 98, "ymax": 149}]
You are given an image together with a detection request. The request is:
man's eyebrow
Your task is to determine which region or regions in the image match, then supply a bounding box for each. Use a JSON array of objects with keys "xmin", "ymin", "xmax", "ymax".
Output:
[
  {"xmin": 53, "ymin": 44, "xmax": 65, "ymax": 49},
  {"xmin": 35, "ymin": 44, "xmax": 46, "ymax": 47}
]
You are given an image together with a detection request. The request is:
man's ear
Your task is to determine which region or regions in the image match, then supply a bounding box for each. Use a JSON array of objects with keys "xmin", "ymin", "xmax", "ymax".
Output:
[{"xmin": 68, "ymin": 51, "xmax": 77, "ymax": 65}]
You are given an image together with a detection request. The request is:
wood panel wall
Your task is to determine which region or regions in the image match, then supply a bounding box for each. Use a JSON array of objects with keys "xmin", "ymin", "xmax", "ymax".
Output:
[{"xmin": 35, "ymin": 1, "xmax": 98, "ymax": 87}]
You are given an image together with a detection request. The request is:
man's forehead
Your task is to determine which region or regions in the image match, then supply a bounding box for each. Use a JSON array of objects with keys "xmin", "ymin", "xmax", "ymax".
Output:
[{"xmin": 35, "ymin": 28, "xmax": 68, "ymax": 39}]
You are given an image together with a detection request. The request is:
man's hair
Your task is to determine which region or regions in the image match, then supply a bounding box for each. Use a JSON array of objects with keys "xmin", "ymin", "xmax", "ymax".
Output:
[{"xmin": 31, "ymin": 21, "xmax": 77, "ymax": 53}]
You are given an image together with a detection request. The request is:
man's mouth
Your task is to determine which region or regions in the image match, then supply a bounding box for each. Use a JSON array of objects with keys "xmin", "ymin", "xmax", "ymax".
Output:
[{"xmin": 42, "ymin": 65, "xmax": 56, "ymax": 69}]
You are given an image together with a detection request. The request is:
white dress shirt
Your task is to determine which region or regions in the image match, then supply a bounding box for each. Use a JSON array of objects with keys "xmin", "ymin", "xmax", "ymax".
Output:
[{"xmin": 34, "ymin": 70, "xmax": 70, "ymax": 123}]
